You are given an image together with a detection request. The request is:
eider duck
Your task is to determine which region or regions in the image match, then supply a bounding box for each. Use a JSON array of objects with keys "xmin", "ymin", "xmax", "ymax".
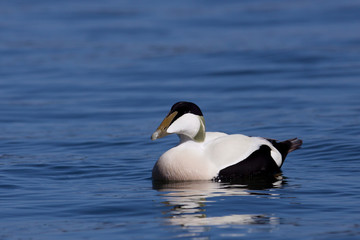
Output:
[{"xmin": 151, "ymin": 101, "xmax": 302, "ymax": 182}]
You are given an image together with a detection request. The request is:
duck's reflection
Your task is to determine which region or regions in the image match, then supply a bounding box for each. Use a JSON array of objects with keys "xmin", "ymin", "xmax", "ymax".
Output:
[{"xmin": 154, "ymin": 176, "xmax": 284, "ymax": 231}]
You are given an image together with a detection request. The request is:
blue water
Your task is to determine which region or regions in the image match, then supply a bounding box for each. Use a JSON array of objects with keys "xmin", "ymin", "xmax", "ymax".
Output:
[{"xmin": 1, "ymin": 0, "xmax": 360, "ymax": 239}]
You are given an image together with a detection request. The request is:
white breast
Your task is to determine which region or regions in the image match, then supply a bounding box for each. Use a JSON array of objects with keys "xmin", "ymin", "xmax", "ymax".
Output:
[
  {"xmin": 152, "ymin": 141, "xmax": 218, "ymax": 181},
  {"xmin": 152, "ymin": 132, "xmax": 282, "ymax": 181}
]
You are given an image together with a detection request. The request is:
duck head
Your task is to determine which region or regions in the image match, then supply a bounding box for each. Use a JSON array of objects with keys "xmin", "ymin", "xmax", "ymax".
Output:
[{"xmin": 151, "ymin": 101, "xmax": 206, "ymax": 142}]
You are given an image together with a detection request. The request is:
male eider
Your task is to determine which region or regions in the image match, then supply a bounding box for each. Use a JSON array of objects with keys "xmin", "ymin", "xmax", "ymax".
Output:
[{"xmin": 151, "ymin": 101, "xmax": 302, "ymax": 182}]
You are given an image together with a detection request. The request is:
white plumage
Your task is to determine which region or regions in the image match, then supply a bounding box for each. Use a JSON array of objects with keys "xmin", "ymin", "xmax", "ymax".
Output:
[{"xmin": 151, "ymin": 102, "xmax": 302, "ymax": 182}]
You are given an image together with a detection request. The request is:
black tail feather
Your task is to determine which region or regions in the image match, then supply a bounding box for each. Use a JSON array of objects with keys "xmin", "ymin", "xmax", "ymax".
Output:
[
  {"xmin": 266, "ymin": 138, "xmax": 302, "ymax": 165},
  {"xmin": 287, "ymin": 138, "xmax": 303, "ymax": 153}
]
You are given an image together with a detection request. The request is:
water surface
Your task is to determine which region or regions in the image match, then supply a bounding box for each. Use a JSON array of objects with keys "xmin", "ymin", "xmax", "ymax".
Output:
[{"xmin": 1, "ymin": 0, "xmax": 360, "ymax": 239}]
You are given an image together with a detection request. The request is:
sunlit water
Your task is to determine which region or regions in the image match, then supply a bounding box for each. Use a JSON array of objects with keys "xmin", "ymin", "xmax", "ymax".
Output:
[{"xmin": 1, "ymin": 0, "xmax": 360, "ymax": 239}]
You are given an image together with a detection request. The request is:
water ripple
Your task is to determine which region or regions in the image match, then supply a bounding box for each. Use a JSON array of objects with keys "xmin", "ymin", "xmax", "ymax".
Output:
[{"xmin": 1, "ymin": 0, "xmax": 360, "ymax": 239}]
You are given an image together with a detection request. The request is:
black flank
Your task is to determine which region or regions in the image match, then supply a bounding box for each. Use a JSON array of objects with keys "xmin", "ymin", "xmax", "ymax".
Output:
[{"xmin": 216, "ymin": 145, "xmax": 280, "ymax": 182}]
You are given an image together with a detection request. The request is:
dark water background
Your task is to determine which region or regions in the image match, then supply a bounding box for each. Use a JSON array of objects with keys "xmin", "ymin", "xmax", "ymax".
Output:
[{"xmin": 1, "ymin": 0, "xmax": 360, "ymax": 239}]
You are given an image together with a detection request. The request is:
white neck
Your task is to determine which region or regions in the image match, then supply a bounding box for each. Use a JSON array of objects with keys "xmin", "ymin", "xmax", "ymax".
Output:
[{"xmin": 178, "ymin": 134, "xmax": 193, "ymax": 143}]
